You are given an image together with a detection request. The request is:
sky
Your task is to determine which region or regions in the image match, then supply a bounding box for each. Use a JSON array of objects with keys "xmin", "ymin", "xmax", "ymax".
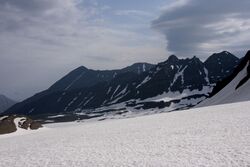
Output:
[{"xmin": 0, "ymin": 0, "xmax": 250, "ymax": 101}]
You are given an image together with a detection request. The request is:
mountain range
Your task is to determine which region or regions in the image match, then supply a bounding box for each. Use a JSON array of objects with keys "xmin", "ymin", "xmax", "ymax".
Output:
[
  {"xmin": 1, "ymin": 51, "xmax": 250, "ymax": 166},
  {"xmin": 0, "ymin": 95, "xmax": 16, "ymax": 113},
  {"xmin": 4, "ymin": 51, "xmax": 240, "ymax": 122}
]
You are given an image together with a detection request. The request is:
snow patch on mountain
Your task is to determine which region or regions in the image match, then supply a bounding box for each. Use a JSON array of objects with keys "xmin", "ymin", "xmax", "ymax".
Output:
[
  {"xmin": 140, "ymin": 86, "xmax": 212, "ymax": 103},
  {"xmin": 115, "ymin": 85, "xmax": 128, "ymax": 98},
  {"xmin": 204, "ymin": 67, "xmax": 209, "ymax": 83},
  {"xmin": 106, "ymin": 87, "xmax": 112, "ymax": 95},
  {"xmin": 83, "ymin": 96, "xmax": 95, "ymax": 106},
  {"xmin": 136, "ymin": 76, "xmax": 151, "ymax": 88},
  {"xmin": 171, "ymin": 65, "xmax": 187, "ymax": 86},
  {"xmin": 142, "ymin": 63, "xmax": 146, "ymax": 72},
  {"xmin": 110, "ymin": 85, "xmax": 121, "ymax": 99}
]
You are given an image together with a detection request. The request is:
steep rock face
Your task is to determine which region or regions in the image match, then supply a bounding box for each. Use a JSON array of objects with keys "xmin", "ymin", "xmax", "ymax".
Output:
[
  {"xmin": 210, "ymin": 51, "xmax": 249, "ymax": 97},
  {"xmin": 0, "ymin": 95, "xmax": 16, "ymax": 113},
  {"xmin": 5, "ymin": 51, "xmax": 239, "ymax": 117},
  {"xmin": 204, "ymin": 51, "xmax": 239, "ymax": 83},
  {"xmin": 128, "ymin": 56, "xmax": 210, "ymax": 100},
  {"xmin": 198, "ymin": 50, "xmax": 250, "ymax": 107},
  {"xmin": 235, "ymin": 52, "xmax": 250, "ymax": 89}
]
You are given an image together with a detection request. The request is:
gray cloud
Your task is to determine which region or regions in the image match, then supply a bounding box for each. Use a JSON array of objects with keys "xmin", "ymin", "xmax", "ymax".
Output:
[
  {"xmin": 0, "ymin": 0, "xmax": 166, "ymax": 100},
  {"xmin": 114, "ymin": 10, "xmax": 154, "ymax": 18},
  {"xmin": 152, "ymin": 0, "xmax": 250, "ymax": 57},
  {"xmin": 1, "ymin": 0, "xmax": 60, "ymax": 12}
]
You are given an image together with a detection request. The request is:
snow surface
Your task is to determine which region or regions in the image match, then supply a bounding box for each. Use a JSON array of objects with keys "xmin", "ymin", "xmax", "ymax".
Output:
[{"xmin": 1, "ymin": 101, "xmax": 250, "ymax": 166}]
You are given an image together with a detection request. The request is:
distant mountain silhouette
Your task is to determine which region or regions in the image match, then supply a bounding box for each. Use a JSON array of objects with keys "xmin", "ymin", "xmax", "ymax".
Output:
[
  {"xmin": 0, "ymin": 94, "xmax": 16, "ymax": 113},
  {"xmin": 5, "ymin": 51, "xmax": 239, "ymax": 119}
]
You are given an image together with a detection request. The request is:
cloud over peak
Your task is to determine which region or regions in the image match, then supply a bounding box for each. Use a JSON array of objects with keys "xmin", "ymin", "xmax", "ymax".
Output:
[{"xmin": 152, "ymin": 0, "xmax": 250, "ymax": 57}]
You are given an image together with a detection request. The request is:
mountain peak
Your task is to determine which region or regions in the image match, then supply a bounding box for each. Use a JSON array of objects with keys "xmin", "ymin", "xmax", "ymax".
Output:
[
  {"xmin": 76, "ymin": 66, "xmax": 89, "ymax": 71},
  {"xmin": 222, "ymin": 51, "xmax": 230, "ymax": 54},
  {"xmin": 209, "ymin": 51, "xmax": 237, "ymax": 59},
  {"xmin": 191, "ymin": 55, "xmax": 199, "ymax": 60},
  {"xmin": 205, "ymin": 51, "xmax": 239, "ymax": 63},
  {"xmin": 167, "ymin": 55, "xmax": 179, "ymax": 62},
  {"xmin": 188, "ymin": 56, "xmax": 202, "ymax": 64}
]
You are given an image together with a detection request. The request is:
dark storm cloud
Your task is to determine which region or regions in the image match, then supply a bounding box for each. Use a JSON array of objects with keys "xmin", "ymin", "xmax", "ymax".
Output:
[{"xmin": 152, "ymin": 0, "xmax": 250, "ymax": 56}]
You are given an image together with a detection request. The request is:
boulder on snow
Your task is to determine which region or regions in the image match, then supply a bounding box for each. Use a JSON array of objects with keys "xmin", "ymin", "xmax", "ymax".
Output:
[
  {"xmin": 0, "ymin": 115, "xmax": 42, "ymax": 135},
  {"xmin": 0, "ymin": 115, "xmax": 16, "ymax": 134}
]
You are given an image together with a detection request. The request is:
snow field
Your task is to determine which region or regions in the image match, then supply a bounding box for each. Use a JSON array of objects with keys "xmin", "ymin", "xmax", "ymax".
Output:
[{"xmin": 0, "ymin": 101, "xmax": 250, "ymax": 166}]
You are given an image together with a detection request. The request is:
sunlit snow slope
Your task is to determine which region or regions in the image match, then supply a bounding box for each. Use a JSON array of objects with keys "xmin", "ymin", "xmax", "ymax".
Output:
[{"xmin": 0, "ymin": 101, "xmax": 250, "ymax": 166}]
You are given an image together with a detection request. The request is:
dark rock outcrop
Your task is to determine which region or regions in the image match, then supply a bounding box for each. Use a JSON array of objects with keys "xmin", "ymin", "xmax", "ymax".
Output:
[
  {"xmin": 0, "ymin": 115, "xmax": 16, "ymax": 134},
  {"xmin": 0, "ymin": 115, "xmax": 42, "ymax": 135}
]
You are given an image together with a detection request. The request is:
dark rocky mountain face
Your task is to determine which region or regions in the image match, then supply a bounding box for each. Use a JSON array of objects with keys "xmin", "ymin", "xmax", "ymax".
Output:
[
  {"xmin": 197, "ymin": 50, "xmax": 250, "ymax": 107},
  {"xmin": 135, "ymin": 55, "xmax": 209, "ymax": 99},
  {"xmin": 49, "ymin": 63, "xmax": 153, "ymax": 92},
  {"xmin": 120, "ymin": 63, "xmax": 153, "ymax": 74},
  {"xmin": 5, "ymin": 52, "xmax": 240, "ymax": 121},
  {"xmin": 210, "ymin": 50, "xmax": 250, "ymax": 96},
  {"xmin": 204, "ymin": 51, "xmax": 240, "ymax": 83}
]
